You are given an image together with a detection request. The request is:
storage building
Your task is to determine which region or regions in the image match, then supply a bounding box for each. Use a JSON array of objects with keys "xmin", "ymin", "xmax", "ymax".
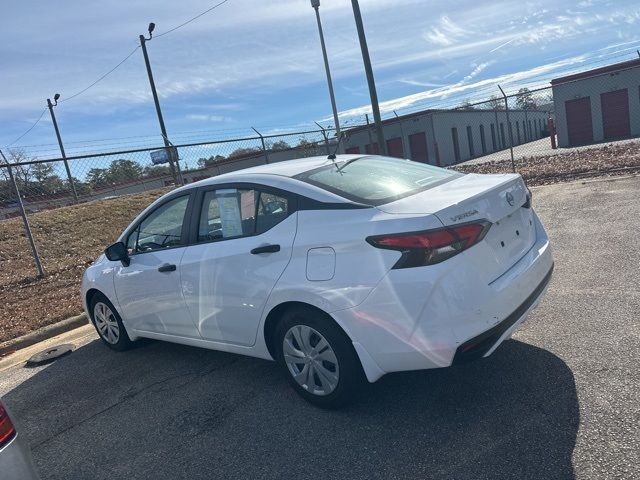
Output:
[
  {"xmin": 551, "ymin": 59, "xmax": 640, "ymax": 147},
  {"xmin": 342, "ymin": 108, "xmax": 549, "ymax": 166}
]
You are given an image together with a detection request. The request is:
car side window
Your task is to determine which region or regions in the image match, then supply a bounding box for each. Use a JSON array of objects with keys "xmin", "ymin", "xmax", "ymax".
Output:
[
  {"xmin": 198, "ymin": 189, "xmax": 257, "ymax": 242},
  {"xmin": 256, "ymin": 192, "xmax": 288, "ymax": 234},
  {"xmin": 197, "ymin": 188, "xmax": 289, "ymax": 242},
  {"xmin": 127, "ymin": 195, "xmax": 189, "ymax": 254}
]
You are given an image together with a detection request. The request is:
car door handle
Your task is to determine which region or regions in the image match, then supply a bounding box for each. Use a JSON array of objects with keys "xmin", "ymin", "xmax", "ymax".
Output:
[
  {"xmin": 158, "ymin": 263, "xmax": 177, "ymax": 272},
  {"xmin": 250, "ymin": 244, "xmax": 281, "ymax": 254}
]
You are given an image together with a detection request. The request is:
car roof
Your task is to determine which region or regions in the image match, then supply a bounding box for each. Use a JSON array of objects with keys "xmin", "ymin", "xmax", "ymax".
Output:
[
  {"xmin": 167, "ymin": 154, "xmax": 368, "ymax": 205},
  {"xmin": 190, "ymin": 154, "xmax": 364, "ymax": 185}
]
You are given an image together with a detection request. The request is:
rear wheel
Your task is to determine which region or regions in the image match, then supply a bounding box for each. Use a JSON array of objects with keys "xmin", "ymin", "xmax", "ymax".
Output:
[
  {"xmin": 89, "ymin": 293, "xmax": 134, "ymax": 351},
  {"xmin": 274, "ymin": 306, "xmax": 364, "ymax": 408}
]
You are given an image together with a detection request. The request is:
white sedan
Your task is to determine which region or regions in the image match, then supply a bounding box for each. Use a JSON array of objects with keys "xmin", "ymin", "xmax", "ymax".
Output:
[{"xmin": 82, "ymin": 155, "xmax": 553, "ymax": 408}]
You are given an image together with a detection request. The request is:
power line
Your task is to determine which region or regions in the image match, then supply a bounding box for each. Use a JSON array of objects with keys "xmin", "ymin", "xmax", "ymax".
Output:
[
  {"xmin": 4, "ymin": 108, "xmax": 47, "ymax": 148},
  {"xmin": 154, "ymin": 0, "xmax": 232, "ymax": 38},
  {"xmin": 59, "ymin": 45, "xmax": 141, "ymax": 103},
  {"xmin": 3, "ymin": 46, "xmax": 140, "ymax": 148}
]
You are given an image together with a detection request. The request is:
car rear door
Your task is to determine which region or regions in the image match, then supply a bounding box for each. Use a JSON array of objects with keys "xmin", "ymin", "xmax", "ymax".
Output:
[
  {"xmin": 180, "ymin": 185, "xmax": 297, "ymax": 346},
  {"xmin": 113, "ymin": 192, "xmax": 201, "ymax": 339}
]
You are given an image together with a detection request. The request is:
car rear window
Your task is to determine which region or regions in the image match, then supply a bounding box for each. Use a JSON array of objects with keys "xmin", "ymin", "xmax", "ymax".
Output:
[{"xmin": 293, "ymin": 156, "xmax": 461, "ymax": 205}]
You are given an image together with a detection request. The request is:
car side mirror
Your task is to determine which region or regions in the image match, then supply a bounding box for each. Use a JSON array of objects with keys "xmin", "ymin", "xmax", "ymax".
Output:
[{"xmin": 105, "ymin": 242, "xmax": 130, "ymax": 267}]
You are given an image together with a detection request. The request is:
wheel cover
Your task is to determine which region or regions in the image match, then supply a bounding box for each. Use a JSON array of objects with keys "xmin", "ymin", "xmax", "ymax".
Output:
[
  {"xmin": 283, "ymin": 325, "xmax": 339, "ymax": 396},
  {"xmin": 93, "ymin": 302, "xmax": 120, "ymax": 345}
]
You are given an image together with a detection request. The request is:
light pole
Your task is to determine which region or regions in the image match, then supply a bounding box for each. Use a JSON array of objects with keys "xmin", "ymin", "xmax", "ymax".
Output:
[
  {"xmin": 47, "ymin": 93, "xmax": 78, "ymax": 202},
  {"xmin": 351, "ymin": 0, "xmax": 386, "ymax": 155},
  {"xmin": 139, "ymin": 22, "xmax": 180, "ymax": 184},
  {"xmin": 311, "ymin": 0, "xmax": 341, "ymax": 137}
]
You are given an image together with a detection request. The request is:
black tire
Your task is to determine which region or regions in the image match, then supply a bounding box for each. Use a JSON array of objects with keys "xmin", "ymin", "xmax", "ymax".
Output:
[
  {"xmin": 89, "ymin": 292, "xmax": 134, "ymax": 351},
  {"xmin": 274, "ymin": 306, "xmax": 365, "ymax": 409}
]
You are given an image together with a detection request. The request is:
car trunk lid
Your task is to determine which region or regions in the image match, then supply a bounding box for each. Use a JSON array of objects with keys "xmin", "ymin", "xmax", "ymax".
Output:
[{"xmin": 377, "ymin": 173, "xmax": 536, "ymax": 280}]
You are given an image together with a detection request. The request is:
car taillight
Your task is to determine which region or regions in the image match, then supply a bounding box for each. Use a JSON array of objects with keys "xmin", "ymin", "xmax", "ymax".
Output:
[
  {"xmin": 366, "ymin": 221, "xmax": 491, "ymax": 269},
  {"xmin": 0, "ymin": 401, "xmax": 16, "ymax": 448}
]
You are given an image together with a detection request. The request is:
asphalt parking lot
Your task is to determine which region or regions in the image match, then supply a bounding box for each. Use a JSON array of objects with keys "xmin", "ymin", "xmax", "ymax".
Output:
[{"xmin": 1, "ymin": 175, "xmax": 639, "ymax": 480}]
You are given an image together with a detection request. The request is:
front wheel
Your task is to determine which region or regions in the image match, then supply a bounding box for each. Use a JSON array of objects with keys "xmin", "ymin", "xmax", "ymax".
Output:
[
  {"xmin": 89, "ymin": 293, "xmax": 134, "ymax": 351},
  {"xmin": 274, "ymin": 306, "xmax": 365, "ymax": 408}
]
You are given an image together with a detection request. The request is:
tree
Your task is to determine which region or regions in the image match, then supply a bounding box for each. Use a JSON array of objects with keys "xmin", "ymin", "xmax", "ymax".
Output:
[
  {"xmin": 5, "ymin": 149, "xmax": 33, "ymax": 191},
  {"xmin": 515, "ymin": 88, "xmax": 535, "ymax": 110},
  {"xmin": 30, "ymin": 162, "xmax": 64, "ymax": 195},
  {"xmin": 64, "ymin": 177, "xmax": 90, "ymax": 195},
  {"xmin": 487, "ymin": 95, "xmax": 505, "ymax": 110},
  {"xmin": 143, "ymin": 164, "xmax": 171, "ymax": 177},
  {"xmin": 32, "ymin": 162, "xmax": 54, "ymax": 183},
  {"xmin": 295, "ymin": 138, "xmax": 317, "ymax": 157},
  {"xmin": 87, "ymin": 168, "xmax": 110, "ymax": 186},
  {"xmin": 459, "ymin": 100, "xmax": 476, "ymax": 110},
  {"xmin": 228, "ymin": 147, "xmax": 260, "ymax": 159},
  {"xmin": 197, "ymin": 155, "xmax": 226, "ymax": 168},
  {"xmin": 107, "ymin": 159, "xmax": 143, "ymax": 183},
  {"xmin": 269, "ymin": 140, "xmax": 291, "ymax": 151}
]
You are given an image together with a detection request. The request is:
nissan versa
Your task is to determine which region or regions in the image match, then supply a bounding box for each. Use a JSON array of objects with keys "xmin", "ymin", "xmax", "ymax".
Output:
[{"xmin": 82, "ymin": 155, "xmax": 553, "ymax": 408}]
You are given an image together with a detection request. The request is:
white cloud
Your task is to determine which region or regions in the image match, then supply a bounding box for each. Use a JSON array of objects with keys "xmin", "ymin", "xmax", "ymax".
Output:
[
  {"xmin": 186, "ymin": 114, "xmax": 232, "ymax": 122},
  {"xmin": 423, "ymin": 15, "xmax": 469, "ymax": 46},
  {"xmin": 333, "ymin": 55, "xmax": 587, "ymax": 120}
]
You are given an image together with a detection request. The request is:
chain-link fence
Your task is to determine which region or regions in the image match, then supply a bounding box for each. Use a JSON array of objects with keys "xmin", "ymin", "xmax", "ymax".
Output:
[
  {"xmin": 0, "ymin": 127, "xmax": 342, "ymax": 220},
  {"xmin": 2, "ymin": 63, "xmax": 640, "ymax": 341}
]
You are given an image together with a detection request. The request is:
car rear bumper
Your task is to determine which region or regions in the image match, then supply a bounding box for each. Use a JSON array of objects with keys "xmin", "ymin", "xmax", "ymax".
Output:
[
  {"xmin": 333, "ymin": 211, "xmax": 554, "ymax": 382},
  {"xmin": 451, "ymin": 263, "xmax": 553, "ymax": 365},
  {"xmin": 0, "ymin": 433, "xmax": 40, "ymax": 480}
]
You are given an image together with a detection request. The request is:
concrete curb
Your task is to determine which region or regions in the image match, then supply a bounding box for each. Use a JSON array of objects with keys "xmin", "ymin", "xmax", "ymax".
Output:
[{"xmin": 0, "ymin": 313, "xmax": 89, "ymax": 357}]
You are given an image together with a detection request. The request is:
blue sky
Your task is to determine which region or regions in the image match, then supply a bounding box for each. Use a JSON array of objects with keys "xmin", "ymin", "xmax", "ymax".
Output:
[{"xmin": 1, "ymin": 0, "xmax": 639, "ymax": 157}]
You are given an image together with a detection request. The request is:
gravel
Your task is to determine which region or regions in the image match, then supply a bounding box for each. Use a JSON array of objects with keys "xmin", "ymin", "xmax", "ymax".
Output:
[{"xmin": 453, "ymin": 141, "xmax": 640, "ymax": 185}]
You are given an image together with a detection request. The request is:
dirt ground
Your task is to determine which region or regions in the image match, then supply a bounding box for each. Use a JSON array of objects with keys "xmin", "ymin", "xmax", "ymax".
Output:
[
  {"xmin": 1, "ymin": 141, "xmax": 639, "ymax": 343},
  {"xmin": 0, "ymin": 190, "xmax": 167, "ymax": 343}
]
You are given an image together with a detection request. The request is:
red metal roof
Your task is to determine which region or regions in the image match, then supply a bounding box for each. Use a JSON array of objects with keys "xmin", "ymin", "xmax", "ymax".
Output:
[{"xmin": 551, "ymin": 58, "xmax": 640, "ymax": 85}]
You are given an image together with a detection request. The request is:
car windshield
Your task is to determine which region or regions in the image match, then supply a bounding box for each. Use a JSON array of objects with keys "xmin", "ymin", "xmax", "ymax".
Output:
[{"xmin": 294, "ymin": 156, "xmax": 461, "ymax": 205}]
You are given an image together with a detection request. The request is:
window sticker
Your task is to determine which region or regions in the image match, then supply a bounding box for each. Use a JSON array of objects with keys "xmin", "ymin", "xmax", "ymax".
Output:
[{"xmin": 216, "ymin": 189, "xmax": 243, "ymax": 238}]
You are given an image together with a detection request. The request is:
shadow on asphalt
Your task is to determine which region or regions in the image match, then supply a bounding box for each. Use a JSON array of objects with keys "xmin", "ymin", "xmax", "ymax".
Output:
[{"xmin": 5, "ymin": 337, "xmax": 578, "ymax": 480}]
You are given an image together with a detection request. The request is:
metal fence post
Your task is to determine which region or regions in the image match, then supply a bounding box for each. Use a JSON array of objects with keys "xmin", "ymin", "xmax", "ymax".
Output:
[
  {"xmin": 365, "ymin": 114, "xmax": 375, "ymax": 153},
  {"xmin": 315, "ymin": 122, "xmax": 330, "ymax": 155},
  {"xmin": 252, "ymin": 127, "xmax": 270, "ymax": 164},
  {"xmin": 394, "ymin": 111, "xmax": 409, "ymax": 159},
  {"xmin": 161, "ymin": 134, "xmax": 185, "ymax": 185},
  {"xmin": 0, "ymin": 149, "xmax": 44, "ymax": 278},
  {"xmin": 498, "ymin": 85, "xmax": 516, "ymax": 173}
]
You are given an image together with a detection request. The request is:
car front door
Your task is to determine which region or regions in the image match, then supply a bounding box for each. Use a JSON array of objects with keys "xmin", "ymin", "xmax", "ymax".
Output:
[
  {"xmin": 113, "ymin": 193, "xmax": 201, "ymax": 339},
  {"xmin": 180, "ymin": 186, "xmax": 297, "ymax": 346}
]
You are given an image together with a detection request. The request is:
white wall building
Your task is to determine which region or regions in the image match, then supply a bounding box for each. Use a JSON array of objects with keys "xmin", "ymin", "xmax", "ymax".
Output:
[{"xmin": 342, "ymin": 108, "xmax": 549, "ymax": 166}]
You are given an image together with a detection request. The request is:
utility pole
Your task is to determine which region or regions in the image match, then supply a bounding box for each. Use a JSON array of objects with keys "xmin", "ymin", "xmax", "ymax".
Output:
[
  {"xmin": 351, "ymin": 0, "xmax": 386, "ymax": 155},
  {"xmin": 139, "ymin": 23, "xmax": 180, "ymax": 184},
  {"xmin": 47, "ymin": 94, "xmax": 78, "ymax": 202},
  {"xmin": 311, "ymin": 0, "xmax": 341, "ymax": 137}
]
